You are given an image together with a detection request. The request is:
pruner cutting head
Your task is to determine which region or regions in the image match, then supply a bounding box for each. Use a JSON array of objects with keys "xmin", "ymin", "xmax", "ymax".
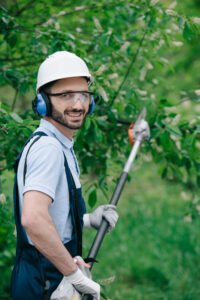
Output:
[{"xmin": 128, "ymin": 108, "xmax": 150, "ymax": 144}]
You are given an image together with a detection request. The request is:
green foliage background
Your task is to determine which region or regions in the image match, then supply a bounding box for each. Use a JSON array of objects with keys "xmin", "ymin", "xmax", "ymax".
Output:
[{"xmin": 0, "ymin": 0, "xmax": 200, "ymax": 299}]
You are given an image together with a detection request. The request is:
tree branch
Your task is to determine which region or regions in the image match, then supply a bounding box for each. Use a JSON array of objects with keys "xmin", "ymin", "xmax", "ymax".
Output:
[{"xmin": 35, "ymin": 1, "xmax": 133, "ymax": 26}]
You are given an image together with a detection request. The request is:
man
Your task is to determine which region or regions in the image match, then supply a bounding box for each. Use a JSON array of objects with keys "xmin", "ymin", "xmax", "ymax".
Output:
[{"xmin": 11, "ymin": 51, "xmax": 118, "ymax": 300}]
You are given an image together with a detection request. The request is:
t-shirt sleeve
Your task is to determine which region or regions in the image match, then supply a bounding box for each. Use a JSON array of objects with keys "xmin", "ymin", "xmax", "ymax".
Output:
[{"xmin": 23, "ymin": 141, "xmax": 64, "ymax": 201}]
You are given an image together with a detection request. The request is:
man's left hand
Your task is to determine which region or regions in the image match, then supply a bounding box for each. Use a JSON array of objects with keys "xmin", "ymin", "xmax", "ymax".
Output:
[{"xmin": 84, "ymin": 205, "xmax": 119, "ymax": 231}]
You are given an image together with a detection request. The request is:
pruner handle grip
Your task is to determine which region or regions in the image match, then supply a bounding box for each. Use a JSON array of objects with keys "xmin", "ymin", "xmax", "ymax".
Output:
[{"xmin": 128, "ymin": 123, "xmax": 134, "ymax": 145}]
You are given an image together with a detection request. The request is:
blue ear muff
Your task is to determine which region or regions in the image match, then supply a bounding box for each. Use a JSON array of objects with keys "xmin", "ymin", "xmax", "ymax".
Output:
[
  {"xmin": 87, "ymin": 96, "xmax": 96, "ymax": 115},
  {"xmin": 32, "ymin": 93, "xmax": 51, "ymax": 117}
]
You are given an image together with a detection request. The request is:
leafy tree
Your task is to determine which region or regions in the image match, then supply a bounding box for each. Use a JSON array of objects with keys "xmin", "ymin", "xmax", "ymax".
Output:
[
  {"xmin": 1, "ymin": 0, "xmax": 200, "ymax": 196},
  {"xmin": 0, "ymin": 0, "xmax": 200, "ymax": 297}
]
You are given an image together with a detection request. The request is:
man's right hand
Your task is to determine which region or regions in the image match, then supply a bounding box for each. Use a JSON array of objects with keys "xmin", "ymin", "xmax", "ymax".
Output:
[
  {"xmin": 51, "ymin": 268, "xmax": 100, "ymax": 300},
  {"xmin": 66, "ymin": 268, "xmax": 100, "ymax": 300}
]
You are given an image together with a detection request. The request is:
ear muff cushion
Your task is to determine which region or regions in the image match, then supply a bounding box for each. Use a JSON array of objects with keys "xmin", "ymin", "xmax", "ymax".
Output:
[
  {"xmin": 88, "ymin": 97, "xmax": 96, "ymax": 115},
  {"xmin": 33, "ymin": 93, "xmax": 51, "ymax": 116}
]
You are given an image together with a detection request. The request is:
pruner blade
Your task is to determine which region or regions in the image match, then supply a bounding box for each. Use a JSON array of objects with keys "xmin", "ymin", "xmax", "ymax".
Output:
[
  {"xmin": 135, "ymin": 107, "xmax": 147, "ymax": 124},
  {"xmin": 128, "ymin": 107, "xmax": 150, "ymax": 144}
]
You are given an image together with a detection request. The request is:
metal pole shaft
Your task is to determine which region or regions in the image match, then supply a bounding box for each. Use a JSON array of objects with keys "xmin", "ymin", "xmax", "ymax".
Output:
[
  {"xmin": 123, "ymin": 140, "xmax": 141, "ymax": 173},
  {"xmin": 86, "ymin": 139, "xmax": 142, "ymax": 266},
  {"xmin": 87, "ymin": 171, "xmax": 128, "ymax": 263}
]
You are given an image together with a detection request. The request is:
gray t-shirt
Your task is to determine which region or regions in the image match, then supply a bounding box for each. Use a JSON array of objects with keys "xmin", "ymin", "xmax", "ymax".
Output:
[{"xmin": 17, "ymin": 119, "xmax": 81, "ymax": 244}]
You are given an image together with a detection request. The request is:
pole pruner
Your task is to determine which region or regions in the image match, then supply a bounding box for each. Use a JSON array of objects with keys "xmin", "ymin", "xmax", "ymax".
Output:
[{"xmin": 82, "ymin": 107, "xmax": 150, "ymax": 299}]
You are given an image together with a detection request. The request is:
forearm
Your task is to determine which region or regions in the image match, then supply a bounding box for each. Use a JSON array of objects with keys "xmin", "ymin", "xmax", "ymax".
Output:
[{"xmin": 26, "ymin": 215, "xmax": 76, "ymax": 275}]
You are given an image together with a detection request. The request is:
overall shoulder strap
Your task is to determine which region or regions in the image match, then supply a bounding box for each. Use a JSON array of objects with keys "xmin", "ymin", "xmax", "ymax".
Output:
[
  {"xmin": 23, "ymin": 131, "xmax": 48, "ymax": 185},
  {"xmin": 14, "ymin": 131, "xmax": 48, "ymax": 174},
  {"xmin": 63, "ymin": 155, "xmax": 83, "ymax": 256}
]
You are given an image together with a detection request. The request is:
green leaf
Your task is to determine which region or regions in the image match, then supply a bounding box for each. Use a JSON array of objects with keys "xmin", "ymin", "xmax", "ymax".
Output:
[
  {"xmin": 88, "ymin": 189, "xmax": 97, "ymax": 208},
  {"xmin": 159, "ymin": 99, "xmax": 173, "ymax": 107},
  {"xmin": 197, "ymin": 175, "xmax": 200, "ymax": 188},
  {"xmin": 183, "ymin": 135, "xmax": 195, "ymax": 149},
  {"xmin": 165, "ymin": 124, "xmax": 182, "ymax": 137},
  {"xmin": 183, "ymin": 21, "xmax": 193, "ymax": 41},
  {"xmin": 168, "ymin": 113, "xmax": 177, "ymax": 118},
  {"xmin": 84, "ymin": 117, "xmax": 91, "ymax": 131},
  {"xmin": 159, "ymin": 131, "xmax": 173, "ymax": 152}
]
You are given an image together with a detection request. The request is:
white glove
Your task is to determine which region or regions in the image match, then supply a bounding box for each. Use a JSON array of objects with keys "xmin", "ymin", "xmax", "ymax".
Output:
[
  {"xmin": 67, "ymin": 269, "xmax": 100, "ymax": 300},
  {"xmin": 84, "ymin": 205, "xmax": 119, "ymax": 231},
  {"xmin": 51, "ymin": 268, "xmax": 100, "ymax": 300}
]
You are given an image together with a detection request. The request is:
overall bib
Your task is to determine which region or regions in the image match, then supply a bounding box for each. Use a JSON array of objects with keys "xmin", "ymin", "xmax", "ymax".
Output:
[{"xmin": 11, "ymin": 132, "xmax": 86, "ymax": 300}]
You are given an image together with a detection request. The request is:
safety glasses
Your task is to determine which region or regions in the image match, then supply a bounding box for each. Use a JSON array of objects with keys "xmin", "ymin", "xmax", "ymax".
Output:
[{"xmin": 46, "ymin": 91, "xmax": 94, "ymax": 104}]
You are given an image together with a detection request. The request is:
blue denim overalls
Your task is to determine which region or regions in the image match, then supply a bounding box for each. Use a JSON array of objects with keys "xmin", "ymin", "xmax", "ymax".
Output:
[{"xmin": 11, "ymin": 131, "xmax": 86, "ymax": 300}]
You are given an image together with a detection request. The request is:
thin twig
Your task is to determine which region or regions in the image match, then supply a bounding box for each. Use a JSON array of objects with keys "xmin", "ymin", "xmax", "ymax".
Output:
[
  {"xmin": 110, "ymin": 15, "xmax": 153, "ymax": 107},
  {"xmin": 11, "ymin": 89, "xmax": 18, "ymax": 111}
]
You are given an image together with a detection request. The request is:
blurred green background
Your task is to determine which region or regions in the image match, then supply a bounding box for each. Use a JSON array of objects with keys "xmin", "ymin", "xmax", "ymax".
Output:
[{"xmin": 0, "ymin": 0, "xmax": 200, "ymax": 299}]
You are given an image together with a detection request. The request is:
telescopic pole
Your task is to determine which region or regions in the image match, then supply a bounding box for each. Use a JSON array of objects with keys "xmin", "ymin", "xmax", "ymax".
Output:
[
  {"xmin": 82, "ymin": 108, "xmax": 150, "ymax": 300},
  {"xmin": 86, "ymin": 139, "xmax": 141, "ymax": 266}
]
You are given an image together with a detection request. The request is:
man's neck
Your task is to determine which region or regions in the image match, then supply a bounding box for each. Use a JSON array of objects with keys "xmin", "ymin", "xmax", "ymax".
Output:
[{"xmin": 44, "ymin": 117, "xmax": 74, "ymax": 140}]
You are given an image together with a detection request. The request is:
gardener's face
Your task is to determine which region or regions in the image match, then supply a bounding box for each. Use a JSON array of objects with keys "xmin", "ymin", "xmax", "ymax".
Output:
[{"xmin": 48, "ymin": 77, "xmax": 90, "ymax": 130}]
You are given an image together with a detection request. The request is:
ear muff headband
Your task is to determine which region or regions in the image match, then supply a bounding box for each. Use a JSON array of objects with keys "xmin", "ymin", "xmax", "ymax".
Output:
[{"xmin": 32, "ymin": 92, "xmax": 51, "ymax": 117}]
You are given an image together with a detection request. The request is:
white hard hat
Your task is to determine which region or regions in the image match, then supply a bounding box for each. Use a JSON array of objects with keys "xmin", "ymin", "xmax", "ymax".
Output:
[{"xmin": 36, "ymin": 51, "xmax": 92, "ymax": 91}]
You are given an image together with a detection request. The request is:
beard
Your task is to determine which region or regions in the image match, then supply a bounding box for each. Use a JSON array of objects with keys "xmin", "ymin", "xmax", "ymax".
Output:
[{"xmin": 51, "ymin": 106, "xmax": 86, "ymax": 130}]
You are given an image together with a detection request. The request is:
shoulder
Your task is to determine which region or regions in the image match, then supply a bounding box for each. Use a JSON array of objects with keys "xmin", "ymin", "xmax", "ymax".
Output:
[
  {"xmin": 22, "ymin": 136, "xmax": 65, "ymax": 200},
  {"xmin": 29, "ymin": 135, "xmax": 63, "ymax": 155},
  {"xmin": 26, "ymin": 135, "xmax": 64, "ymax": 167}
]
